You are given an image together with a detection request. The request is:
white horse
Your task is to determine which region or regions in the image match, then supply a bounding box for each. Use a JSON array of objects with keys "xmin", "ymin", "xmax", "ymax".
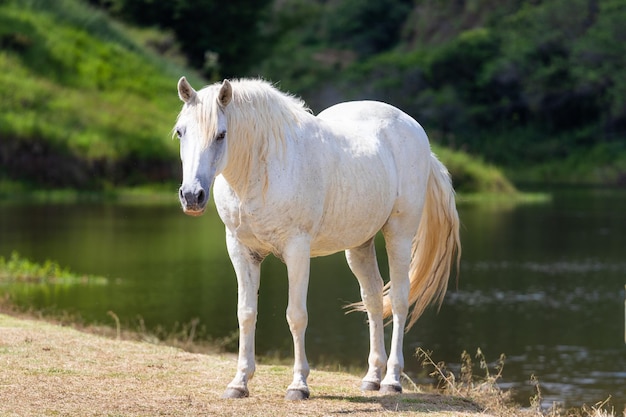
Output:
[{"xmin": 174, "ymin": 77, "xmax": 460, "ymax": 400}]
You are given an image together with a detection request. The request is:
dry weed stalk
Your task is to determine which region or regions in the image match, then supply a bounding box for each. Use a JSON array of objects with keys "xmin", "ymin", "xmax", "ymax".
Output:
[
  {"xmin": 106, "ymin": 310, "xmax": 121, "ymax": 340},
  {"xmin": 416, "ymin": 348, "xmax": 622, "ymax": 417},
  {"xmin": 417, "ymin": 347, "xmax": 513, "ymax": 415}
]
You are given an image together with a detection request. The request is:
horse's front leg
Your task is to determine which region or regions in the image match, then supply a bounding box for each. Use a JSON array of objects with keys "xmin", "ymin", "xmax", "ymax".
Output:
[
  {"xmin": 222, "ymin": 230, "xmax": 263, "ymax": 399},
  {"xmin": 283, "ymin": 235, "xmax": 311, "ymax": 400}
]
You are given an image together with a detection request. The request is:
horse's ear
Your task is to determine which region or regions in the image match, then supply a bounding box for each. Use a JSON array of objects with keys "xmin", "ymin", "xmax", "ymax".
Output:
[
  {"xmin": 218, "ymin": 79, "xmax": 232, "ymax": 107},
  {"xmin": 178, "ymin": 76, "xmax": 197, "ymax": 103}
]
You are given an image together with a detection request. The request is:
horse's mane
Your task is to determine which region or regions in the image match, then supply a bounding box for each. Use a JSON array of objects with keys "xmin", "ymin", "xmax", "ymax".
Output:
[
  {"xmin": 194, "ymin": 79, "xmax": 312, "ymax": 194},
  {"xmin": 195, "ymin": 78, "xmax": 310, "ymax": 147}
]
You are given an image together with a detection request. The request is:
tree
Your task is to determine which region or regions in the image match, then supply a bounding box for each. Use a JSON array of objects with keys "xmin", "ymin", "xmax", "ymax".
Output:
[
  {"xmin": 87, "ymin": 0, "xmax": 272, "ymax": 78},
  {"xmin": 324, "ymin": 0, "xmax": 412, "ymax": 57}
]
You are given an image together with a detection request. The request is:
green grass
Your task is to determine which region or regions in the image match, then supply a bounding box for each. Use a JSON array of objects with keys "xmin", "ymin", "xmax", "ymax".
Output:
[
  {"xmin": 0, "ymin": 0, "xmax": 204, "ymax": 187},
  {"xmin": 432, "ymin": 145, "xmax": 517, "ymax": 194},
  {"xmin": 0, "ymin": 252, "xmax": 108, "ymax": 285}
]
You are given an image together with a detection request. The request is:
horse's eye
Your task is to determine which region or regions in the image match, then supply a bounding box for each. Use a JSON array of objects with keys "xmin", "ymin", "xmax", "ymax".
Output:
[
  {"xmin": 216, "ymin": 131, "xmax": 226, "ymax": 141},
  {"xmin": 175, "ymin": 127, "xmax": 184, "ymax": 139}
]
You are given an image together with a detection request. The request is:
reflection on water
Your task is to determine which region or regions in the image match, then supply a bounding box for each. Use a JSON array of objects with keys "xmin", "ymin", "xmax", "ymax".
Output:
[
  {"xmin": 470, "ymin": 259, "xmax": 626, "ymax": 275},
  {"xmin": 0, "ymin": 189, "xmax": 625, "ymax": 410}
]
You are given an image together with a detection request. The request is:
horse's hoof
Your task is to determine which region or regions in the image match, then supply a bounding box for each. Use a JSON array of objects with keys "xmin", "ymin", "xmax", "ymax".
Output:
[
  {"xmin": 285, "ymin": 389, "xmax": 310, "ymax": 401},
  {"xmin": 360, "ymin": 381, "xmax": 381, "ymax": 391},
  {"xmin": 380, "ymin": 384, "xmax": 402, "ymax": 394},
  {"xmin": 222, "ymin": 387, "xmax": 249, "ymax": 399}
]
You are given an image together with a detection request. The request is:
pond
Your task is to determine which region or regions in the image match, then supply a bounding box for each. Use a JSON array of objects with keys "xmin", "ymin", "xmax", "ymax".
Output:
[{"xmin": 0, "ymin": 188, "xmax": 624, "ymax": 410}]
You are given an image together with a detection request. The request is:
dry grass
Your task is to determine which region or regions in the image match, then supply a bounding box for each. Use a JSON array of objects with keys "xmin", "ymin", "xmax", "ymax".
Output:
[
  {"xmin": 0, "ymin": 313, "xmax": 496, "ymax": 417},
  {"xmin": 0, "ymin": 312, "xmax": 622, "ymax": 417}
]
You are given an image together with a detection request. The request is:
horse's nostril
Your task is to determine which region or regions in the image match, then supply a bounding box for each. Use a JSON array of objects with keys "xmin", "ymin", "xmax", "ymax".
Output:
[
  {"xmin": 197, "ymin": 189, "xmax": 205, "ymax": 205},
  {"xmin": 179, "ymin": 188, "xmax": 184, "ymax": 201}
]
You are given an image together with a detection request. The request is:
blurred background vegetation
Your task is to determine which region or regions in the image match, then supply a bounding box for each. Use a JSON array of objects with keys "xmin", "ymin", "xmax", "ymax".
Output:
[{"xmin": 1, "ymin": 0, "xmax": 625, "ymax": 193}]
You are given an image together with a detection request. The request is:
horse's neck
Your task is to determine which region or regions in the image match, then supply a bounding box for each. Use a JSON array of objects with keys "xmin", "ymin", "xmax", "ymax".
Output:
[
  {"xmin": 220, "ymin": 107, "xmax": 314, "ymax": 200},
  {"xmin": 221, "ymin": 152, "xmax": 258, "ymax": 201},
  {"xmin": 221, "ymin": 129, "xmax": 279, "ymax": 200}
]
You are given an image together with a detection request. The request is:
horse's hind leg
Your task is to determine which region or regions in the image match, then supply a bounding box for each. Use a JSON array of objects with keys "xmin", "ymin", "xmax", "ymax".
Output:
[
  {"xmin": 379, "ymin": 217, "xmax": 417, "ymax": 394},
  {"xmin": 346, "ymin": 238, "xmax": 386, "ymax": 391}
]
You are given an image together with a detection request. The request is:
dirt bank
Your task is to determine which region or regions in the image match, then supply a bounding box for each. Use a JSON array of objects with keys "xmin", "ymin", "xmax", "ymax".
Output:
[{"xmin": 0, "ymin": 136, "xmax": 177, "ymax": 189}]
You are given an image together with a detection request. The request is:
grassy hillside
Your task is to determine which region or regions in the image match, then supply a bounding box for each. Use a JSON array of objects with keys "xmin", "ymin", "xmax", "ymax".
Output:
[
  {"xmin": 0, "ymin": 0, "xmax": 514, "ymax": 194},
  {"xmin": 0, "ymin": 0, "xmax": 204, "ymax": 189}
]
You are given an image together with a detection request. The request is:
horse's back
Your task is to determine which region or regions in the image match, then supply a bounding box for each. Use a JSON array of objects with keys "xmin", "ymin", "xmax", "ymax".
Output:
[
  {"xmin": 318, "ymin": 100, "xmax": 401, "ymax": 122},
  {"xmin": 317, "ymin": 100, "xmax": 431, "ymax": 188},
  {"xmin": 317, "ymin": 100, "xmax": 430, "ymax": 164},
  {"xmin": 318, "ymin": 100, "xmax": 423, "ymax": 130}
]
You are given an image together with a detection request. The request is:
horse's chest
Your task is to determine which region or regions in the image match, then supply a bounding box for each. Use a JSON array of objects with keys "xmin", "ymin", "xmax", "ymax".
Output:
[
  {"xmin": 233, "ymin": 217, "xmax": 272, "ymax": 252},
  {"xmin": 234, "ymin": 204, "xmax": 311, "ymax": 256}
]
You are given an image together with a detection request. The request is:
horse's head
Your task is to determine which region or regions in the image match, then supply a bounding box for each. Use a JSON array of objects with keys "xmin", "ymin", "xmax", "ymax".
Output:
[{"xmin": 174, "ymin": 77, "xmax": 232, "ymax": 216}]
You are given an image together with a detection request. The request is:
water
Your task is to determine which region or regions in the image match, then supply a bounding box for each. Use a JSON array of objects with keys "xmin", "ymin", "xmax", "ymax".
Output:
[{"xmin": 0, "ymin": 189, "xmax": 624, "ymax": 410}]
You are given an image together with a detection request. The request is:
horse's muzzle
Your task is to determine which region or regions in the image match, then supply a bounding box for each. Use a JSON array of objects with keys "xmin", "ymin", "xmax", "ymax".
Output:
[{"xmin": 179, "ymin": 185, "xmax": 207, "ymax": 216}]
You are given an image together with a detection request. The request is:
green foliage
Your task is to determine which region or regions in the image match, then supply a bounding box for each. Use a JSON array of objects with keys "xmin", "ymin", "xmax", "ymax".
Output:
[
  {"xmin": 255, "ymin": 0, "xmax": 626, "ymax": 185},
  {"xmin": 88, "ymin": 0, "xmax": 273, "ymax": 79},
  {"xmin": 508, "ymin": 141, "xmax": 626, "ymax": 185},
  {"xmin": 6, "ymin": 0, "xmax": 603, "ymax": 186},
  {"xmin": 0, "ymin": 0, "xmax": 198, "ymax": 188},
  {"xmin": 0, "ymin": 0, "xmax": 508, "ymax": 194},
  {"xmin": 323, "ymin": 0, "xmax": 412, "ymax": 57},
  {"xmin": 0, "ymin": 252, "xmax": 108, "ymax": 284}
]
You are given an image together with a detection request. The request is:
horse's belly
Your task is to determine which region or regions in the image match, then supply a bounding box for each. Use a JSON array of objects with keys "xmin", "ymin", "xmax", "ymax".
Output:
[
  {"xmin": 309, "ymin": 228, "xmax": 380, "ymax": 257},
  {"xmin": 310, "ymin": 188, "xmax": 395, "ymax": 257}
]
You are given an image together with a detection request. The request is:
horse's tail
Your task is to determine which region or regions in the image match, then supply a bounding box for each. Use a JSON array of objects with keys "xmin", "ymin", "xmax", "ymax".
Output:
[{"xmin": 382, "ymin": 152, "xmax": 461, "ymax": 329}]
